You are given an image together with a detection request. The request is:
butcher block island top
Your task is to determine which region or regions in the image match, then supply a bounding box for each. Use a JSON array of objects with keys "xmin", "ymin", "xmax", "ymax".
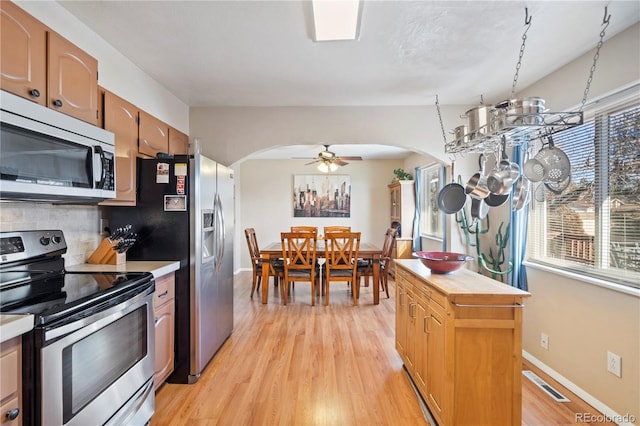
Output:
[
  {"xmin": 395, "ymin": 259, "xmax": 531, "ymax": 300},
  {"xmin": 394, "ymin": 259, "xmax": 530, "ymax": 426}
]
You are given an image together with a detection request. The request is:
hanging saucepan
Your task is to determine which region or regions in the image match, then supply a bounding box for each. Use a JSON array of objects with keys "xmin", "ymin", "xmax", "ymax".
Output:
[
  {"xmin": 534, "ymin": 135, "xmax": 571, "ymax": 183},
  {"xmin": 465, "ymin": 154, "xmax": 490, "ymax": 200},
  {"xmin": 512, "ymin": 176, "xmax": 530, "ymax": 211},
  {"xmin": 486, "ymin": 142, "xmax": 516, "ymax": 195},
  {"xmin": 470, "ymin": 197, "xmax": 489, "ymax": 221},
  {"xmin": 437, "ymin": 160, "xmax": 467, "ymax": 214}
]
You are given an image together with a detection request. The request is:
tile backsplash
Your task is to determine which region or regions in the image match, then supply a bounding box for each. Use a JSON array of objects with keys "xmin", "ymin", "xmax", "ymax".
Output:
[{"xmin": 0, "ymin": 201, "xmax": 103, "ymax": 266}]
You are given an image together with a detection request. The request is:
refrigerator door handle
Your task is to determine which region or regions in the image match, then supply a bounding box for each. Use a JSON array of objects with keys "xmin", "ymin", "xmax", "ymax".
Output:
[{"xmin": 214, "ymin": 194, "xmax": 225, "ymax": 272}]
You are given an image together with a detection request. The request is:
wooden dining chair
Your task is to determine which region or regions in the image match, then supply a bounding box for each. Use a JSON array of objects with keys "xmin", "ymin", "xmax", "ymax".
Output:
[
  {"xmin": 323, "ymin": 226, "xmax": 351, "ymax": 234},
  {"xmin": 290, "ymin": 226, "xmax": 318, "ymax": 236},
  {"xmin": 324, "ymin": 231, "xmax": 361, "ymax": 306},
  {"xmin": 244, "ymin": 228, "xmax": 283, "ymax": 298},
  {"xmin": 357, "ymin": 227, "xmax": 397, "ymax": 298},
  {"xmin": 280, "ymin": 231, "xmax": 319, "ymax": 306}
]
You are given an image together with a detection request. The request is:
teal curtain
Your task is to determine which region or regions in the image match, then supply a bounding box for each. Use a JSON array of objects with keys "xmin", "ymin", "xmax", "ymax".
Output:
[
  {"xmin": 412, "ymin": 166, "xmax": 422, "ymax": 252},
  {"xmin": 508, "ymin": 144, "xmax": 529, "ymax": 291}
]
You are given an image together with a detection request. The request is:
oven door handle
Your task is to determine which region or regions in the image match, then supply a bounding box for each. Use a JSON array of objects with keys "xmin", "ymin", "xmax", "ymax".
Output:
[{"xmin": 42, "ymin": 285, "xmax": 153, "ymax": 343}]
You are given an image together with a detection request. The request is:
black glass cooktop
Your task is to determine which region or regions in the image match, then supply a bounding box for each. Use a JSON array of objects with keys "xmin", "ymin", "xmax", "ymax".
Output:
[{"xmin": 0, "ymin": 270, "xmax": 153, "ymax": 326}]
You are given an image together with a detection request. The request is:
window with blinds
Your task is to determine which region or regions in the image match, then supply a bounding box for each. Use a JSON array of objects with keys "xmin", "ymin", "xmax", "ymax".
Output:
[{"xmin": 528, "ymin": 92, "xmax": 640, "ymax": 288}]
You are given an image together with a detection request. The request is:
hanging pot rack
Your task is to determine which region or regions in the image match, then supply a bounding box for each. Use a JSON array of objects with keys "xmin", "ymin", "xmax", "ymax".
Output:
[{"xmin": 439, "ymin": 7, "xmax": 611, "ymax": 155}]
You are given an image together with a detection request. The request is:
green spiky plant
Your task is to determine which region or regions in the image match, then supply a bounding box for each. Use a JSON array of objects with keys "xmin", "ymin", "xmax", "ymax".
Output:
[{"xmin": 455, "ymin": 192, "xmax": 513, "ymax": 282}]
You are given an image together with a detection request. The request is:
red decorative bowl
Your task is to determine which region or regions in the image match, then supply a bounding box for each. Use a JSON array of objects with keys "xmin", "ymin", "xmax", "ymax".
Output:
[{"xmin": 412, "ymin": 251, "xmax": 473, "ymax": 274}]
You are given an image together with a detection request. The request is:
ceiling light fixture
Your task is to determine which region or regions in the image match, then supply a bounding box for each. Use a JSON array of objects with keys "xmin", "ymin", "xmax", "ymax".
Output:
[
  {"xmin": 311, "ymin": 0, "xmax": 362, "ymax": 42},
  {"xmin": 317, "ymin": 160, "xmax": 339, "ymax": 173}
]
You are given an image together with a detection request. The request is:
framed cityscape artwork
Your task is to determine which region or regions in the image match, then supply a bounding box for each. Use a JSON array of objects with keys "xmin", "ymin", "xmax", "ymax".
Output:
[{"xmin": 293, "ymin": 175, "xmax": 351, "ymax": 217}]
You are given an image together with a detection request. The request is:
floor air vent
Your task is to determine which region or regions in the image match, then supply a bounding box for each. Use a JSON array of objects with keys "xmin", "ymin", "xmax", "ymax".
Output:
[{"xmin": 523, "ymin": 370, "xmax": 571, "ymax": 402}]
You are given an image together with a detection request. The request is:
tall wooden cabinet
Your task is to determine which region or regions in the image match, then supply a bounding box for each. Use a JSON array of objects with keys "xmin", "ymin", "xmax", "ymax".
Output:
[
  {"xmin": 0, "ymin": 1, "xmax": 46, "ymax": 107},
  {"xmin": 395, "ymin": 259, "xmax": 530, "ymax": 426},
  {"xmin": 1, "ymin": 1, "xmax": 98, "ymax": 125},
  {"xmin": 100, "ymin": 90, "xmax": 139, "ymax": 206},
  {"xmin": 153, "ymin": 273, "xmax": 176, "ymax": 390},
  {"xmin": 388, "ymin": 180, "xmax": 416, "ymax": 273}
]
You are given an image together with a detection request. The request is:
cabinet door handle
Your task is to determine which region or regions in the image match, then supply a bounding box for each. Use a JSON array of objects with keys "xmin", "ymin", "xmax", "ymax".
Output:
[
  {"xmin": 6, "ymin": 408, "xmax": 19, "ymax": 421},
  {"xmin": 29, "ymin": 89, "xmax": 41, "ymax": 98},
  {"xmin": 409, "ymin": 303, "xmax": 416, "ymax": 319},
  {"xmin": 423, "ymin": 315, "xmax": 430, "ymax": 334},
  {"xmin": 53, "ymin": 99, "xmax": 63, "ymax": 107},
  {"xmin": 157, "ymin": 290, "xmax": 169, "ymax": 298}
]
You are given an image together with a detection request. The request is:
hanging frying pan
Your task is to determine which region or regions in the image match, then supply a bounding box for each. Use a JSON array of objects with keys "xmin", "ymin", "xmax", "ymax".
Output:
[
  {"xmin": 485, "ymin": 192, "xmax": 510, "ymax": 207},
  {"xmin": 437, "ymin": 160, "xmax": 467, "ymax": 214}
]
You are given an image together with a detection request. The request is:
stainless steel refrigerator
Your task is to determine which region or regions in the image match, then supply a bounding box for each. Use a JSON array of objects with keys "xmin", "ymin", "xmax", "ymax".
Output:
[{"xmin": 108, "ymin": 153, "xmax": 234, "ymax": 384}]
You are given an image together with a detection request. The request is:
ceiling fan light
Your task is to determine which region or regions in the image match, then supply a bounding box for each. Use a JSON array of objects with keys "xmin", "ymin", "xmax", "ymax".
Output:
[
  {"xmin": 317, "ymin": 162, "xmax": 329, "ymax": 173},
  {"xmin": 329, "ymin": 163, "xmax": 339, "ymax": 172}
]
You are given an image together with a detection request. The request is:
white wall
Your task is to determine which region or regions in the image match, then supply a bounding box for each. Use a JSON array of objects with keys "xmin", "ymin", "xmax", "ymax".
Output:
[{"xmin": 235, "ymin": 158, "xmax": 421, "ymax": 271}]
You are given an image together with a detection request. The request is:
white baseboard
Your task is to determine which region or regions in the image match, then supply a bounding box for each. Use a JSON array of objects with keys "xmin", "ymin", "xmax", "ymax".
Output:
[{"xmin": 523, "ymin": 351, "xmax": 636, "ymax": 426}]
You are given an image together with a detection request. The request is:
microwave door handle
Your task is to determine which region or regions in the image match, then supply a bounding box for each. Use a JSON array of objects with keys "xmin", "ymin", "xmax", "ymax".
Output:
[{"xmin": 93, "ymin": 145, "xmax": 107, "ymax": 189}]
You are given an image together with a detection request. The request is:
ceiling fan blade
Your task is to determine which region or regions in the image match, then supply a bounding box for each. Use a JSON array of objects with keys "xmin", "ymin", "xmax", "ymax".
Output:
[
  {"xmin": 337, "ymin": 156, "xmax": 363, "ymax": 161},
  {"xmin": 304, "ymin": 159, "xmax": 321, "ymax": 165},
  {"xmin": 334, "ymin": 158, "xmax": 349, "ymax": 166}
]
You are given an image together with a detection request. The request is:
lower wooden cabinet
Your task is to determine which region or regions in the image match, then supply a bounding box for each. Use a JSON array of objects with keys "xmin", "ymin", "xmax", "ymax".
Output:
[
  {"xmin": 395, "ymin": 260, "xmax": 530, "ymax": 426},
  {"xmin": 1, "ymin": 337, "xmax": 22, "ymax": 426},
  {"xmin": 154, "ymin": 273, "xmax": 176, "ymax": 390}
]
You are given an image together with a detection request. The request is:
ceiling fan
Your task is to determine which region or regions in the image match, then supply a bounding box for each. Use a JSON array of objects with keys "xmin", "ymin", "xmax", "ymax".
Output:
[{"xmin": 301, "ymin": 145, "xmax": 363, "ymax": 172}]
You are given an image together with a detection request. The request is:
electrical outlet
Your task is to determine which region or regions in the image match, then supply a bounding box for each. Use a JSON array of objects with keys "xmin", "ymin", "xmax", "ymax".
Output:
[
  {"xmin": 607, "ymin": 351, "xmax": 621, "ymax": 377},
  {"xmin": 540, "ymin": 333, "xmax": 549, "ymax": 350}
]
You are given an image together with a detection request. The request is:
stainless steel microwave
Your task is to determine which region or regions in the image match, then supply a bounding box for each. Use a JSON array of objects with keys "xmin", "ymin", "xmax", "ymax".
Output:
[{"xmin": 0, "ymin": 90, "xmax": 116, "ymax": 203}]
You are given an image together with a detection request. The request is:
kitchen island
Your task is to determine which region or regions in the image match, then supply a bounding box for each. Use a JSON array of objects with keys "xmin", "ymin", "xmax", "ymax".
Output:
[{"xmin": 394, "ymin": 259, "xmax": 531, "ymax": 426}]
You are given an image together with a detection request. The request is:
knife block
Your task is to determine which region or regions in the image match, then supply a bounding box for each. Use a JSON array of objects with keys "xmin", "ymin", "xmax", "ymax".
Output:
[{"xmin": 87, "ymin": 238, "xmax": 126, "ymax": 265}]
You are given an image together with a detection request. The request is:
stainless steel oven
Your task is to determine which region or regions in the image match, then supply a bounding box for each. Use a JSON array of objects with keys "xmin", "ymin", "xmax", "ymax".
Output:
[{"xmin": 0, "ymin": 230, "xmax": 155, "ymax": 425}]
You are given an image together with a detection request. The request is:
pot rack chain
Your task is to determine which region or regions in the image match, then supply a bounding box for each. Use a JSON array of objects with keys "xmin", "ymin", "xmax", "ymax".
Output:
[
  {"xmin": 510, "ymin": 8, "xmax": 532, "ymax": 101},
  {"xmin": 579, "ymin": 7, "xmax": 611, "ymax": 112},
  {"xmin": 435, "ymin": 94, "xmax": 448, "ymax": 146}
]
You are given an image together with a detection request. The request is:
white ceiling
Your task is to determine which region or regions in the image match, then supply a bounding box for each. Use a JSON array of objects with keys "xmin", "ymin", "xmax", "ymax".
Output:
[{"xmin": 57, "ymin": 0, "xmax": 639, "ymax": 160}]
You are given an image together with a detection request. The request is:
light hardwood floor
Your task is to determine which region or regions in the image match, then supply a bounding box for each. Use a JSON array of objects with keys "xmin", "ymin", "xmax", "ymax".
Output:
[{"xmin": 151, "ymin": 272, "xmax": 614, "ymax": 426}]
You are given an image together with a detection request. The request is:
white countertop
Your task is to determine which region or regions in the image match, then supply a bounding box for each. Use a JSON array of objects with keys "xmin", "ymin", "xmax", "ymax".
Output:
[
  {"xmin": 66, "ymin": 261, "xmax": 180, "ymax": 279},
  {"xmin": 0, "ymin": 314, "xmax": 34, "ymax": 343}
]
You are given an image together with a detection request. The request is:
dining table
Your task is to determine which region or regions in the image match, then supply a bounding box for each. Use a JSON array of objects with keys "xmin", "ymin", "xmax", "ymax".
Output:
[{"xmin": 259, "ymin": 241, "xmax": 383, "ymax": 305}]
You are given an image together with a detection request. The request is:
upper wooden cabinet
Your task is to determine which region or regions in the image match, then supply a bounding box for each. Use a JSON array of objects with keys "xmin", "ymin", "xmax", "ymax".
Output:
[
  {"xmin": 100, "ymin": 89, "xmax": 138, "ymax": 206},
  {"xmin": 48, "ymin": 32, "xmax": 98, "ymax": 125},
  {"xmin": 0, "ymin": 1, "xmax": 98, "ymax": 125},
  {"xmin": 168, "ymin": 126, "xmax": 189, "ymax": 155},
  {"xmin": 0, "ymin": 0, "xmax": 47, "ymax": 106},
  {"xmin": 139, "ymin": 111, "xmax": 169, "ymax": 157}
]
